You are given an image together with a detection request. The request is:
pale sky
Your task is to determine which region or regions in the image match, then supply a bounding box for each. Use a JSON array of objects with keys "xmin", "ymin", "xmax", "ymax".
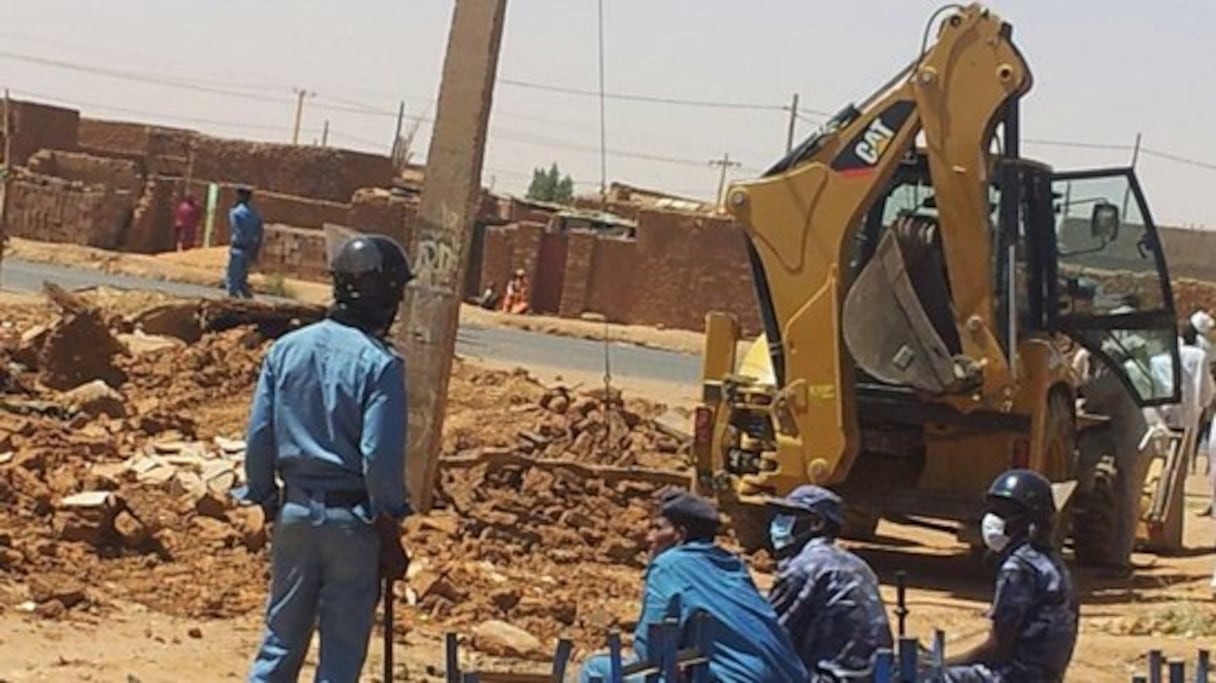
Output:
[{"xmin": 4, "ymin": 1, "xmax": 1215, "ymax": 228}]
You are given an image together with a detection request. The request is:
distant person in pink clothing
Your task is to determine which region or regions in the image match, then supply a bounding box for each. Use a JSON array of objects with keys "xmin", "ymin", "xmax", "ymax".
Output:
[{"xmin": 174, "ymin": 195, "xmax": 202, "ymax": 251}]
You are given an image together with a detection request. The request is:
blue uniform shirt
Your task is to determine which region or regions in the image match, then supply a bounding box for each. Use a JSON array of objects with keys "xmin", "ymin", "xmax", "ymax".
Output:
[
  {"xmin": 988, "ymin": 542, "xmax": 1078, "ymax": 682},
  {"xmin": 241, "ymin": 318, "xmax": 410, "ymax": 521},
  {"xmin": 635, "ymin": 540, "xmax": 807, "ymax": 682},
  {"xmin": 229, "ymin": 201, "xmax": 264, "ymax": 254},
  {"xmin": 769, "ymin": 537, "xmax": 894, "ymax": 679}
]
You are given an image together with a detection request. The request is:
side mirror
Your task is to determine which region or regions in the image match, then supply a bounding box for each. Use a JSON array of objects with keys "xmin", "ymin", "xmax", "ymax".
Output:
[{"xmin": 1091, "ymin": 202, "xmax": 1120, "ymax": 242}]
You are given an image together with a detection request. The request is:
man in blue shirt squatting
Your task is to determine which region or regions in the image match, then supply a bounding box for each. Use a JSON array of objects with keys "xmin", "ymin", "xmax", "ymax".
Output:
[
  {"xmin": 227, "ymin": 186, "xmax": 265, "ymax": 299},
  {"xmin": 943, "ymin": 469, "xmax": 1079, "ymax": 682},
  {"xmin": 766, "ymin": 485, "xmax": 894, "ymax": 681},
  {"xmin": 238, "ymin": 234, "xmax": 413, "ymax": 682},
  {"xmin": 578, "ymin": 489, "xmax": 808, "ymax": 682}
]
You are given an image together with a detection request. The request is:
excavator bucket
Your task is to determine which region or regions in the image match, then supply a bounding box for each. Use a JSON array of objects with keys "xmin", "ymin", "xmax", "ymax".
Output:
[{"xmin": 842, "ymin": 228, "xmax": 959, "ymax": 393}]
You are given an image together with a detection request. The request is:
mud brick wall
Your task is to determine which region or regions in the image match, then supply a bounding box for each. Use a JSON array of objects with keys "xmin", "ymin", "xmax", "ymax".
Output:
[
  {"xmin": 618, "ymin": 209, "xmax": 758, "ymax": 333},
  {"xmin": 125, "ymin": 179, "xmax": 177, "ymax": 254},
  {"xmin": 259, "ymin": 224, "xmax": 330, "ymax": 282},
  {"xmin": 163, "ymin": 179, "xmax": 350, "ymax": 246},
  {"xmin": 348, "ymin": 188, "xmax": 418, "ymax": 247},
  {"xmin": 78, "ymin": 118, "xmax": 154, "ymax": 155},
  {"xmin": 188, "ymin": 138, "xmax": 393, "ymax": 203},
  {"xmin": 5, "ymin": 173, "xmax": 132, "ymax": 249},
  {"xmin": 506, "ymin": 198, "xmax": 557, "ymax": 226},
  {"xmin": 27, "ymin": 150, "xmax": 145, "ymax": 193},
  {"xmin": 558, "ymin": 232, "xmax": 597, "ymax": 317},
  {"xmin": 479, "ymin": 209, "xmax": 760, "ymax": 333},
  {"xmin": 2, "ymin": 101, "xmax": 79, "ymax": 166}
]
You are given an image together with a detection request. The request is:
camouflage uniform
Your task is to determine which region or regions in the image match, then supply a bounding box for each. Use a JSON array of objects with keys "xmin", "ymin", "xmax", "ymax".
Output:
[
  {"xmin": 944, "ymin": 541, "xmax": 1078, "ymax": 682},
  {"xmin": 770, "ymin": 537, "xmax": 893, "ymax": 681}
]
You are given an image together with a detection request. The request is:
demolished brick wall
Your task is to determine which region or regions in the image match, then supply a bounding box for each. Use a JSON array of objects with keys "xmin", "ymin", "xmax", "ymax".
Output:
[
  {"xmin": 3, "ymin": 100, "xmax": 79, "ymax": 166},
  {"xmin": 5, "ymin": 173, "xmax": 133, "ymax": 249},
  {"xmin": 27, "ymin": 150, "xmax": 145, "ymax": 194},
  {"xmin": 258, "ymin": 225, "xmax": 330, "ymax": 282},
  {"xmin": 125, "ymin": 178, "xmax": 177, "ymax": 254}
]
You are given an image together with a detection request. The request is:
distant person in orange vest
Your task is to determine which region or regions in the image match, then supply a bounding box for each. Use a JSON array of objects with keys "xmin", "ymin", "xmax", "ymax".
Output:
[
  {"xmin": 174, "ymin": 194, "xmax": 202, "ymax": 251},
  {"xmin": 500, "ymin": 268, "xmax": 530, "ymax": 314}
]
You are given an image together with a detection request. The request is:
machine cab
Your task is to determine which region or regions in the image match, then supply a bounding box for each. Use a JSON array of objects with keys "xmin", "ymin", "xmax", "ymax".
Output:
[{"xmin": 1025, "ymin": 165, "xmax": 1181, "ymax": 406}]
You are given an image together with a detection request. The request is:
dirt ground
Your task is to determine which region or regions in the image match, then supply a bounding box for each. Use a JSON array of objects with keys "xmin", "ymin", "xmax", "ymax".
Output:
[{"xmin": 0, "ymin": 287, "xmax": 1213, "ymax": 682}]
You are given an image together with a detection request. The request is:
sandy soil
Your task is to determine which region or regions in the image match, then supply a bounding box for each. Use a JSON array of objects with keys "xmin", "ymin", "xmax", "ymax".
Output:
[{"xmin": 0, "ymin": 283, "xmax": 1213, "ymax": 683}]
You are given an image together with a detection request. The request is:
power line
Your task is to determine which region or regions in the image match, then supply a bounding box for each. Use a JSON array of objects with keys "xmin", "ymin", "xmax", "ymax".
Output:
[
  {"xmin": 0, "ymin": 49, "xmax": 294, "ymax": 106},
  {"xmin": 499, "ymin": 77, "xmax": 794, "ymax": 112},
  {"xmin": 1142, "ymin": 148, "xmax": 1216, "ymax": 173},
  {"xmin": 7, "ymin": 88, "xmax": 321, "ymax": 135}
]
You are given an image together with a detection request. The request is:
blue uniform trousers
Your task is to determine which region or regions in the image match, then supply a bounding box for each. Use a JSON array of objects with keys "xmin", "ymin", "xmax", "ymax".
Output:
[
  {"xmin": 227, "ymin": 247, "xmax": 254, "ymax": 299},
  {"xmin": 248, "ymin": 499, "xmax": 381, "ymax": 683}
]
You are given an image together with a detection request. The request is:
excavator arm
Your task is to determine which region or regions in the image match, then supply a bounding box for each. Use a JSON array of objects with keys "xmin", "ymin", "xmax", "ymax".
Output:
[{"xmin": 720, "ymin": 4, "xmax": 1031, "ymax": 489}]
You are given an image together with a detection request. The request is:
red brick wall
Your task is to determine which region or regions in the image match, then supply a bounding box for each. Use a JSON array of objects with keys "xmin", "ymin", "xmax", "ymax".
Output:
[
  {"xmin": 4, "ymin": 101, "xmax": 79, "ymax": 165},
  {"xmin": 5, "ymin": 173, "xmax": 132, "ymax": 249},
  {"xmin": 506, "ymin": 198, "xmax": 556, "ymax": 226},
  {"xmin": 480, "ymin": 226, "xmax": 515, "ymax": 296},
  {"xmin": 478, "ymin": 208, "xmax": 761, "ymax": 334},
  {"xmin": 558, "ymin": 232, "xmax": 597, "ymax": 317}
]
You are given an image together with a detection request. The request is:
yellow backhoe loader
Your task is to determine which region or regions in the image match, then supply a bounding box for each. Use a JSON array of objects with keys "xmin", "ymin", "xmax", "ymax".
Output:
[{"xmin": 693, "ymin": 3, "xmax": 1187, "ymax": 567}]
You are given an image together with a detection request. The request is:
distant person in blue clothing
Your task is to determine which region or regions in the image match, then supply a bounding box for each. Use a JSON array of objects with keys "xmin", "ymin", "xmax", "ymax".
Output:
[
  {"xmin": 226, "ymin": 186, "xmax": 264, "ymax": 298},
  {"xmin": 578, "ymin": 489, "xmax": 807, "ymax": 683},
  {"xmin": 239, "ymin": 234, "xmax": 414, "ymax": 682}
]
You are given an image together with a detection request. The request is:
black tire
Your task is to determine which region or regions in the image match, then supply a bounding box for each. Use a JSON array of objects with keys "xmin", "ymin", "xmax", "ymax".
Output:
[{"xmin": 1073, "ymin": 455, "xmax": 1123, "ymax": 566}]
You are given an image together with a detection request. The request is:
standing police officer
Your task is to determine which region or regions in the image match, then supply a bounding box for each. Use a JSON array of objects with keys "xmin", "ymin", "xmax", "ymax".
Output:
[
  {"xmin": 240, "ymin": 234, "xmax": 413, "ymax": 682},
  {"xmin": 766, "ymin": 485, "xmax": 894, "ymax": 681},
  {"xmin": 944, "ymin": 470, "xmax": 1078, "ymax": 682},
  {"xmin": 226, "ymin": 186, "xmax": 264, "ymax": 299}
]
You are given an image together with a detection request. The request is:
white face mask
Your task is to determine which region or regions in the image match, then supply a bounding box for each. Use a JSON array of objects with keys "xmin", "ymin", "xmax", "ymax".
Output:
[{"xmin": 981, "ymin": 513, "xmax": 1010, "ymax": 553}]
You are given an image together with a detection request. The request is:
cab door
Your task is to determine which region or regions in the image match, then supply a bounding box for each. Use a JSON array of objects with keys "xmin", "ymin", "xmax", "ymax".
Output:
[{"xmin": 1048, "ymin": 168, "xmax": 1181, "ymax": 407}]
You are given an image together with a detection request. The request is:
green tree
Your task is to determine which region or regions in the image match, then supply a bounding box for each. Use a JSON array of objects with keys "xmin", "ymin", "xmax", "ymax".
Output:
[{"xmin": 526, "ymin": 163, "xmax": 575, "ymax": 204}]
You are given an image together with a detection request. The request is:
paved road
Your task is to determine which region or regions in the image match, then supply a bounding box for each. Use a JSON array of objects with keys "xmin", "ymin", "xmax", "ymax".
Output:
[{"xmin": 0, "ymin": 257, "xmax": 701, "ymax": 387}]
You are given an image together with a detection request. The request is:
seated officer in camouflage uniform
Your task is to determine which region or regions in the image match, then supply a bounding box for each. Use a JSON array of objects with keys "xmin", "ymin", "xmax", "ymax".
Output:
[
  {"xmin": 944, "ymin": 469, "xmax": 1079, "ymax": 682},
  {"xmin": 766, "ymin": 485, "xmax": 894, "ymax": 681}
]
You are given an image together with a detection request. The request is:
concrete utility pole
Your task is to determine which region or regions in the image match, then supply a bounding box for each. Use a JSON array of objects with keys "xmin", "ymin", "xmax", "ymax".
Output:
[
  {"xmin": 396, "ymin": 0, "xmax": 508, "ymax": 512},
  {"xmin": 291, "ymin": 87, "xmax": 314, "ymax": 145},
  {"xmin": 709, "ymin": 152, "xmax": 741, "ymax": 210},
  {"xmin": 785, "ymin": 93, "xmax": 800, "ymax": 153}
]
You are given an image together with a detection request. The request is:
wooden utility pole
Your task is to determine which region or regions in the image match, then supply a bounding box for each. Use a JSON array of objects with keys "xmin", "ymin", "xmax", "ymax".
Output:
[
  {"xmin": 709, "ymin": 152, "xmax": 741, "ymax": 210},
  {"xmin": 291, "ymin": 87, "xmax": 314, "ymax": 145},
  {"xmin": 321, "ymin": 120, "xmax": 330, "ymax": 147},
  {"xmin": 396, "ymin": 0, "xmax": 508, "ymax": 512},
  {"xmin": 785, "ymin": 93, "xmax": 799, "ymax": 153}
]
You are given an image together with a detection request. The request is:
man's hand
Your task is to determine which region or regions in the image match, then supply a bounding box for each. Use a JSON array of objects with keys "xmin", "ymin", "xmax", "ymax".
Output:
[{"xmin": 376, "ymin": 516, "xmax": 409, "ymax": 581}]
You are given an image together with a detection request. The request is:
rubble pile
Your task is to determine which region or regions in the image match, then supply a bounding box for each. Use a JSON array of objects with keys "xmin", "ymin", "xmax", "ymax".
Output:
[{"xmin": 0, "ymin": 287, "xmax": 693, "ymax": 655}]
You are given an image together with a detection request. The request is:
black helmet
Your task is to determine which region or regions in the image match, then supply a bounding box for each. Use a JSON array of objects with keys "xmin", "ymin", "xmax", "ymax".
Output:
[
  {"xmin": 330, "ymin": 235, "xmax": 413, "ymax": 335},
  {"xmin": 987, "ymin": 469, "xmax": 1055, "ymax": 523}
]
